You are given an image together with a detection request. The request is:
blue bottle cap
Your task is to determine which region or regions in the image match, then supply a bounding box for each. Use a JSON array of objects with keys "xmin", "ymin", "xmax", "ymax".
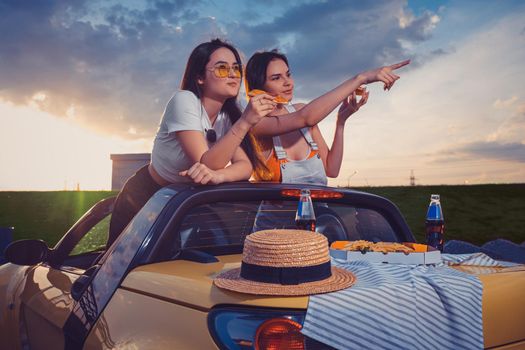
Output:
[{"xmin": 426, "ymin": 203, "xmax": 443, "ymax": 220}]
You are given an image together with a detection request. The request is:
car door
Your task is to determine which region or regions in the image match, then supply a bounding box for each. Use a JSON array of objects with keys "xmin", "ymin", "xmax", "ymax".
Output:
[
  {"xmin": 19, "ymin": 265, "xmax": 79, "ymax": 349},
  {"xmin": 16, "ymin": 198, "xmax": 114, "ymax": 350}
]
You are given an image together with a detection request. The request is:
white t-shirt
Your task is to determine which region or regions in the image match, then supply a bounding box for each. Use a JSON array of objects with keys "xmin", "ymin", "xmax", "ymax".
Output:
[{"xmin": 151, "ymin": 90, "xmax": 232, "ymax": 183}]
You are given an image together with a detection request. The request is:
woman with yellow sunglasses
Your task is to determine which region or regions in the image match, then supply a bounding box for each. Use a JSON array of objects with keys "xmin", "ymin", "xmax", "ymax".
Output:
[{"xmin": 108, "ymin": 39, "xmax": 275, "ymax": 247}]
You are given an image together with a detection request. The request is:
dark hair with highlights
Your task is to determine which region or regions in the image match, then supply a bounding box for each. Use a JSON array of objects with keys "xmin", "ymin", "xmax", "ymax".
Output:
[
  {"xmin": 245, "ymin": 50, "xmax": 289, "ymax": 92},
  {"xmin": 245, "ymin": 50, "xmax": 290, "ymax": 181},
  {"xmin": 180, "ymin": 39, "xmax": 260, "ymax": 174}
]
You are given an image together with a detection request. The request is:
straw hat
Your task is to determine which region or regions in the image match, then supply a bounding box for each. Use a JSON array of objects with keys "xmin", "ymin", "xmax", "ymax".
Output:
[{"xmin": 214, "ymin": 229, "xmax": 356, "ymax": 296}]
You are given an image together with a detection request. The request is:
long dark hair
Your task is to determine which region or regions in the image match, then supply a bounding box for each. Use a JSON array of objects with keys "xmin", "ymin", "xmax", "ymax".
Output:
[
  {"xmin": 180, "ymin": 39, "xmax": 259, "ymax": 173},
  {"xmin": 245, "ymin": 50, "xmax": 289, "ymax": 92},
  {"xmin": 245, "ymin": 50, "xmax": 290, "ymax": 181}
]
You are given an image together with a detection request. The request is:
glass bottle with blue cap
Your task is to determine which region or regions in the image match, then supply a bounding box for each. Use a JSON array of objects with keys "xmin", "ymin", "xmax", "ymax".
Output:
[
  {"xmin": 295, "ymin": 189, "xmax": 316, "ymax": 231},
  {"xmin": 426, "ymin": 194, "xmax": 445, "ymax": 251}
]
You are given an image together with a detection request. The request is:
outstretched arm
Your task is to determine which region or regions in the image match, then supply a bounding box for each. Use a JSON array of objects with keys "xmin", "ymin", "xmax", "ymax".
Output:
[
  {"xmin": 251, "ymin": 60, "xmax": 408, "ymax": 137},
  {"xmin": 314, "ymin": 90, "xmax": 369, "ymax": 177}
]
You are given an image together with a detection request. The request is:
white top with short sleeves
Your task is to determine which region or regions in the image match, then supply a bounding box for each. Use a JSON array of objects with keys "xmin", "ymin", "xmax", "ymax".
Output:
[{"xmin": 151, "ymin": 90, "xmax": 232, "ymax": 183}]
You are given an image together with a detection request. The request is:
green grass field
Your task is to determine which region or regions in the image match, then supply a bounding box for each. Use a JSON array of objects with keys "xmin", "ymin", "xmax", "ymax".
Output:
[
  {"xmin": 0, "ymin": 191, "xmax": 116, "ymax": 247},
  {"xmin": 0, "ymin": 184, "xmax": 524, "ymax": 247},
  {"xmin": 355, "ymin": 184, "xmax": 525, "ymax": 244}
]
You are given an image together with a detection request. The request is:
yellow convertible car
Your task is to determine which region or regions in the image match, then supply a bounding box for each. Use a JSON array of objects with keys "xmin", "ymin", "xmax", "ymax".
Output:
[{"xmin": 0, "ymin": 183, "xmax": 524, "ymax": 349}]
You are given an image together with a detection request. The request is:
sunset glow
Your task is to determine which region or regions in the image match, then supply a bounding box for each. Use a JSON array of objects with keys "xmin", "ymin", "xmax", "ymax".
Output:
[
  {"xmin": 1, "ymin": 1, "xmax": 524, "ymax": 190},
  {"xmin": 0, "ymin": 101, "xmax": 150, "ymax": 190}
]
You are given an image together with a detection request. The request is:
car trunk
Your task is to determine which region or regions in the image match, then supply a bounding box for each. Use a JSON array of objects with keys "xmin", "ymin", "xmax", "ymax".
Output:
[
  {"xmin": 121, "ymin": 256, "xmax": 525, "ymax": 349},
  {"xmin": 120, "ymin": 254, "xmax": 308, "ymax": 311},
  {"xmin": 451, "ymin": 265, "xmax": 525, "ymax": 348}
]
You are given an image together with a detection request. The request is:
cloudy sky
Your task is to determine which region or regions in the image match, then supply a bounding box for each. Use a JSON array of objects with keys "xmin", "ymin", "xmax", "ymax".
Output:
[{"xmin": 1, "ymin": 0, "xmax": 524, "ymax": 190}]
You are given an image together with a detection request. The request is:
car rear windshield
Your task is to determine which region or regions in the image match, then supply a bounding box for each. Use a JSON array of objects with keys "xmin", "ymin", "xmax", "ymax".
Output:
[{"xmin": 167, "ymin": 200, "xmax": 397, "ymax": 257}]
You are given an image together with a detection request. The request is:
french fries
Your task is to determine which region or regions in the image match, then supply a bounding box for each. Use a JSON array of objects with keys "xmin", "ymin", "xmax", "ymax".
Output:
[
  {"xmin": 249, "ymin": 89, "xmax": 289, "ymax": 104},
  {"xmin": 333, "ymin": 240, "xmax": 414, "ymax": 253}
]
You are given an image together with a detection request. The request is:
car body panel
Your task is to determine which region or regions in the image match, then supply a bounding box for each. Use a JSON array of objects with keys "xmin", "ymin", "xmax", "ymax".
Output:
[
  {"xmin": 0, "ymin": 263, "xmax": 30, "ymax": 350},
  {"xmin": 0, "ymin": 263, "xmax": 80, "ymax": 350},
  {"xmin": 122, "ymin": 256, "xmax": 525, "ymax": 349},
  {"xmin": 459, "ymin": 266, "xmax": 525, "ymax": 348},
  {"xmin": 121, "ymin": 255, "xmax": 308, "ymax": 311},
  {"xmin": 83, "ymin": 288, "xmax": 218, "ymax": 350},
  {"xmin": 489, "ymin": 340, "xmax": 525, "ymax": 350},
  {"xmin": 18, "ymin": 265, "xmax": 79, "ymax": 350}
]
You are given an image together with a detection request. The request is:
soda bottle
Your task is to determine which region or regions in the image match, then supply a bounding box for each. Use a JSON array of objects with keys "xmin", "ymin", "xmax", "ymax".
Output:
[
  {"xmin": 425, "ymin": 194, "xmax": 445, "ymax": 251},
  {"xmin": 295, "ymin": 189, "xmax": 316, "ymax": 231}
]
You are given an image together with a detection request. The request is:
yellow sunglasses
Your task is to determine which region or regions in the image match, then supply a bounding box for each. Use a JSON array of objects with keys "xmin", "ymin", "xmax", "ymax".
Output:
[{"xmin": 207, "ymin": 63, "xmax": 242, "ymax": 78}]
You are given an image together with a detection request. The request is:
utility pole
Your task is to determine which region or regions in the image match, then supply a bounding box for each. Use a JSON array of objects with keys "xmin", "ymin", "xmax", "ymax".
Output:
[
  {"xmin": 347, "ymin": 170, "xmax": 358, "ymax": 188},
  {"xmin": 410, "ymin": 170, "xmax": 416, "ymax": 186}
]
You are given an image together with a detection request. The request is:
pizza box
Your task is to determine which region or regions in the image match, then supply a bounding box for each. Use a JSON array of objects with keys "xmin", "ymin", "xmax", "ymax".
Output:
[{"xmin": 330, "ymin": 241, "xmax": 442, "ymax": 265}]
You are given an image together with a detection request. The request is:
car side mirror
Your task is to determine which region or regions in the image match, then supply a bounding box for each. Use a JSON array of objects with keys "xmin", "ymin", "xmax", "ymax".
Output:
[
  {"xmin": 71, "ymin": 265, "xmax": 99, "ymax": 301},
  {"xmin": 5, "ymin": 239, "xmax": 50, "ymax": 265}
]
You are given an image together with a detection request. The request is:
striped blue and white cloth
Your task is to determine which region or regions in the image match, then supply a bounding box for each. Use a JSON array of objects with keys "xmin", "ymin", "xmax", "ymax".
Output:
[
  {"xmin": 302, "ymin": 260, "xmax": 484, "ymax": 350},
  {"xmin": 442, "ymin": 252, "xmax": 518, "ymax": 267}
]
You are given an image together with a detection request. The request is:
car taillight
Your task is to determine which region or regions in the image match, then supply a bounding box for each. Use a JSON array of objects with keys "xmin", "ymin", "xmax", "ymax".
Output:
[
  {"xmin": 207, "ymin": 306, "xmax": 306, "ymax": 350},
  {"xmin": 255, "ymin": 318, "xmax": 305, "ymax": 350},
  {"xmin": 281, "ymin": 189, "xmax": 343, "ymax": 199}
]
